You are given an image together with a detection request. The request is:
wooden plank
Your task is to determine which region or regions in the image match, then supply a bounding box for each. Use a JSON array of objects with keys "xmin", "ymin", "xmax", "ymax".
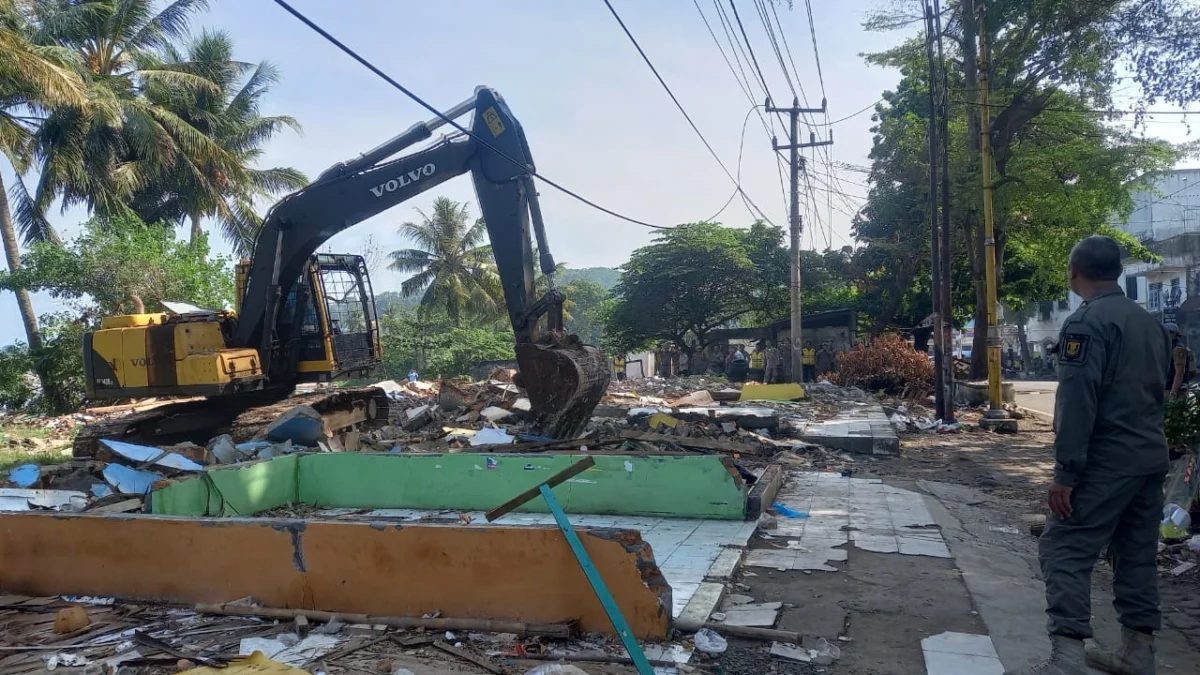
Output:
[
  {"xmin": 484, "ymin": 456, "xmax": 595, "ymax": 522},
  {"xmin": 432, "ymin": 640, "xmax": 506, "ymax": 674},
  {"xmin": 89, "ymin": 499, "xmax": 143, "ymax": 514}
]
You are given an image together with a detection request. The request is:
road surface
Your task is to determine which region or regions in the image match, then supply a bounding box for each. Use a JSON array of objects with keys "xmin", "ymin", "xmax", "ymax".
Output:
[{"xmin": 1012, "ymin": 380, "xmax": 1056, "ymax": 420}]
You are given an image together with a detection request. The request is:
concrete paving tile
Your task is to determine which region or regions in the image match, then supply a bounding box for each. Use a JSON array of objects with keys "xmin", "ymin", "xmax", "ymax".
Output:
[
  {"xmin": 706, "ymin": 548, "xmax": 742, "ymax": 579},
  {"xmin": 720, "ymin": 605, "xmax": 780, "ymax": 627},
  {"xmin": 744, "ymin": 549, "xmax": 798, "ymax": 569},
  {"xmin": 897, "ymin": 536, "xmax": 952, "ymax": 558},
  {"xmin": 676, "ymin": 581, "xmax": 723, "ymax": 625},
  {"xmin": 921, "ymin": 632, "xmax": 1000, "ymax": 658},
  {"xmin": 922, "ymin": 651, "xmax": 1005, "ymax": 675},
  {"xmin": 852, "ymin": 533, "xmax": 899, "ymax": 553}
]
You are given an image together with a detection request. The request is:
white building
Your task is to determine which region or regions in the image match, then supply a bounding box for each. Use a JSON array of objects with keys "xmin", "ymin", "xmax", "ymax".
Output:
[{"xmin": 1023, "ymin": 168, "xmax": 1200, "ymax": 350}]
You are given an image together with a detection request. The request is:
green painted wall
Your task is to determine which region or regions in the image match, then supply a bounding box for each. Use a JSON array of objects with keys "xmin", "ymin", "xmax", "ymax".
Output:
[
  {"xmin": 151, "ymin": 454, "xmax": 299, "ymax": 516},
  {"xmin": 152, "ymin": 453, "xmax": 745, "ymax": 520}
]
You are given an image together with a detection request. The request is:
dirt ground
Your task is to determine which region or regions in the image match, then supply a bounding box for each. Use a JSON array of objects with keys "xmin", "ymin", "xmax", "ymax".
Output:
[{"xmin": 872, "ymin": 417, "xmax": 1200, "ymax": 655}]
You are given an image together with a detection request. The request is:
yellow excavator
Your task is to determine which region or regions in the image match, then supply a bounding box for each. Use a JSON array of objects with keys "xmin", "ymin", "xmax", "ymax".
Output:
[{"xmin": 75, "ymin": 87, "xmax": 609, "ymax": 455}]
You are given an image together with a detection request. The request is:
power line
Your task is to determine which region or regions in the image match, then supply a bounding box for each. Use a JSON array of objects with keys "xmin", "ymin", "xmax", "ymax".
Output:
[
  {"xmin": 601, "ymin": 0, "xmax": 776, "ymax": 225},
  {"xmin": 693, "ymin": 0, "xmax": 791, "ymax": 220},
  {"xmin": 728, "ymin": 1, "xmax": 775, "ymax": 104},
  {"xmin": 270, "ymin": 0, "xmax": 671, "ymax": 230},
  {"xmin": 815, "ymin": 99, "xmax": 883, "ymax": 126},
  {"xmin": 952, "ymin": 100, "xmax": 1197, "ymax": 116},
  {"xmin": 753, "ymin": 0, "xmax": 797, "ymax": 99},
  {"xmin": 707, "ymin": 104, "xmax": 763, "ymax": 222},
  {"xmin": 802, "ymin": 0, "xmax": 826, "ymax": 98}
]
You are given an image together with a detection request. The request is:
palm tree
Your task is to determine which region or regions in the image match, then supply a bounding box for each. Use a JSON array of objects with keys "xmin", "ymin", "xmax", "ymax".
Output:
[
  {"xmin": 0, "ymin": 0, "xmax": 86, "ymax": 402},
  {"xmin": 15, "ymin": 0, "xmax": 244, "ymax": 240},
  {"xmin": 388, "ymin": 197, "xmax": 501, "ymax": 325},
  {"xmin": 131, "ymin": 29, "xmax": 306, "ymax": 254}
]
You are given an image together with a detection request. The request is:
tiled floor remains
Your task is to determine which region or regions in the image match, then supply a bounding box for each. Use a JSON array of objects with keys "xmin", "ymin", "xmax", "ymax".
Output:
[
  {"xmin": 921, "ymin": 632, "xmax": 1005, "ymax": 675},
  {"xmin": 746, "ymin": 471, "xmax": 951, "ymax": 572},
  {"xmin": 361, "ymin": 508, "xmax": 755, "ymax": 619}
]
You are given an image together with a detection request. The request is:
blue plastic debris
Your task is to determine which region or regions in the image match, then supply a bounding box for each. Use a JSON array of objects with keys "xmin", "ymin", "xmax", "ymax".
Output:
[
  {"xmin": 100, "ymin": 438, "xmax": 203, "ymax": 472},
  {"xmin": 90, "ymin": 484, "xmax": 113, "ymax": 499},
  {"xmin": 9, "ymin": 463, "xmax": 40, "ymax": 488},
  {"xmin": 262, "ymin": 406, "xmax": 325, "ymax": 446},
  {"xmin": 773, "ymin": 502, "xmax": 810, "ymax": 519},
  {"xmin": 102, "ymin": 464, "xmax": 164, "ymax": 495}
]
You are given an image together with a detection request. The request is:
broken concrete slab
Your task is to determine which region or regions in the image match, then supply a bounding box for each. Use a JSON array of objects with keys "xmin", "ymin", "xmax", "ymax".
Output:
[
  {"xmin": 0, "ymin": 512, "xmax": 671, "ymax": 638},
  {"xmin": 720, "ymin": 602, "xmax": 780, "ymax": 627},
  {"xmin": 670, "ymin": 390, "xmax": 715, "ymax": 407},
  {"xmin": 798, "ymin": 402, "xmax": 899, "ymax": 455},
  {"xmin": 674, "ymin": 406, "xmax": 779, "ymax": 429},
  {"xmin": 479, "ymin": 406, "xmax": 515, "ymax": 423},
  {"xmin": 151, "ymin": 453, "xmax": 749, "ymax": 520},
  {"xmin": 0, "ymin": 488, "xmax": 88, "ymax": 512}
]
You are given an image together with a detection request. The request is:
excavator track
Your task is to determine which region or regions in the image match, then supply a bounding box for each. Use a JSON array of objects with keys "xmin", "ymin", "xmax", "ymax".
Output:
[{"xmin": 73, "ymin": 386, "xmax": 390, "ymax": 458}]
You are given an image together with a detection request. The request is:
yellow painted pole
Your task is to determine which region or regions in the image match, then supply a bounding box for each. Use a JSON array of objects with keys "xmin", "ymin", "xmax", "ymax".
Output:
[{"xmin": 978, "ymin": 4, "xmax": 1012, "ymax": 429}]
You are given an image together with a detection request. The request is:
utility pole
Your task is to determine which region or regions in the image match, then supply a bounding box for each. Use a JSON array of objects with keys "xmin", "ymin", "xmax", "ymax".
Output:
[
  {"xmin": 933, "ymin": 0, "xmax": 955, "ymax": 422},
  {"xmin": 923, "ymin": 2, "xmax": 946, "ymax": 420},
  {"xmin": 976, "ymin": 3, "xmax": 1016, "ymax": 432},
  {"xmin": 767, "ymin": 97, "xmax": 832, "ymax": 384}
]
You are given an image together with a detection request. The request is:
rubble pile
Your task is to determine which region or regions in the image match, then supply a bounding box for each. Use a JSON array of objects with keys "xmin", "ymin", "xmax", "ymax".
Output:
[
  {"xmin": 0, "ymin": 596, "xmax": 698, "ymax": 675},
  {"xmin": 2, "ymin": 370, "xmax": 874, "ymax": 512}
]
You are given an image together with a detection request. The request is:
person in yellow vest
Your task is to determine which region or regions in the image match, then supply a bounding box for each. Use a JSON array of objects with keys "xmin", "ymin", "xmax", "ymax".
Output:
[
  {"xmin": 801, "ymin": 340, "xmax": 817, "ymax": 382},
  {"xmin": 613, "ymin": 354, "xmax": 626, "ymax": 381},
  {"xmin": 748, "ymin": 342, "xmax": 767, "ymax": 382}
]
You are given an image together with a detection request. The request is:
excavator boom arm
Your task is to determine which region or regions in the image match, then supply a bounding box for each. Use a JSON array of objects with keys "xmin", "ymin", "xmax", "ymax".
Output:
[{"xmin": 233, "ymin": 87, "xmax": 607, "ymax": 438}]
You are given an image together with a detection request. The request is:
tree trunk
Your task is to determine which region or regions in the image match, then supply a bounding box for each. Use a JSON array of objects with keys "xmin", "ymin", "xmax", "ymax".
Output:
[
  {"xmin": 1017, "ymin": 319, "xmax": 1031, "ymax": 376},
  {"xmin": 190, "ymin": 213, "xmax": 204, "ymax": 244},
  {"xmin": 0, "ymin": 171, "xmax": 66, "ymax": 409},
  {"xmin": 0, "ymin": 172, "xmax": 42, "ymax": 352}
]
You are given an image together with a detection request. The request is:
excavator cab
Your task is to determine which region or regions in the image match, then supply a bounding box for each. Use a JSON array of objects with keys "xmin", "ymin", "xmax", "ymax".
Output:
[{"xmin": 240, "ymin": 254, "xmax": 383, "ymax": 383}]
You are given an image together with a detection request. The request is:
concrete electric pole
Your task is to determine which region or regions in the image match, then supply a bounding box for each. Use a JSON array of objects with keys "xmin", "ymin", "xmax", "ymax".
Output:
[{"xmin": 766, "ymin": 97, "xmax": 832, "ymax": 384}]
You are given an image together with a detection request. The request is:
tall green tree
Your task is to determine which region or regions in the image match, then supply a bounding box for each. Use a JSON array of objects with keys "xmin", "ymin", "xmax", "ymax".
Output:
[
  {"xmin": 856, "ymin": 3, "xmax": 1184, "ymax": 372},
  {"xmin": 604, "ymin": 222, "xmax": 759, "ymax": 365},
  {"xmin": 862, "ymin": 0, "xmax": 1199, "ymax": 377},
  {"xmin": 132, "ymin": 29, "xmax": 306, "ymax": 253},
  {"xmin": 387, "ymin": 197, "xmax": 501, "ymax": 325},
  {"xmin": 0, "ymin": 0, "xmax": 86, "ymax": 405},
  {"xmin": 15, "ymin": 0, "xmax": 243, "ymax": 241}
]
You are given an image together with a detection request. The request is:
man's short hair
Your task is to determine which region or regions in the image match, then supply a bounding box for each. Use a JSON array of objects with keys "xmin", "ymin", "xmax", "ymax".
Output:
[{"xmin": 1069, "ymin": 236, "xmax": 1123, "ymax": 281}]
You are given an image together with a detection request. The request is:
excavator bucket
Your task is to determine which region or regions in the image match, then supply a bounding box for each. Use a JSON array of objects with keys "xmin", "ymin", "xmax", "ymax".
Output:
[{"xmin": 516, "ymin": 332, "xmax": 610, "ymax": 439}]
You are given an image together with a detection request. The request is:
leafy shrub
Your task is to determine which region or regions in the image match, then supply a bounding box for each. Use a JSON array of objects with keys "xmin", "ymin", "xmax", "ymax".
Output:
[
  {"xmin": 1165, "ymin": 386, "xmax": 1200, "ymax": 449},
  {"xmin": 831, "ymin": 333, "xmax": 934, "ymax": 396}
]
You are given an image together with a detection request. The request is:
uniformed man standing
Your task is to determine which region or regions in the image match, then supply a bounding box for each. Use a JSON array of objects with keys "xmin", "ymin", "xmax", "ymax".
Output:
[
  {"xmin": 1164, "ymin": 323, "xmax": 1193, "ymax": 397},
  {"xmin": 1013, "ymin": 236, "xmax": 1169, "ymax": 675}
]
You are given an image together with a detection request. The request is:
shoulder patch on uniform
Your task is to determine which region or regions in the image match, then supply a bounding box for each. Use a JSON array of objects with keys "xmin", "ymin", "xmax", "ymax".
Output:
[{"xmin": 1060, "ymin": 333, "xmax": 1090, "ymax": 364}]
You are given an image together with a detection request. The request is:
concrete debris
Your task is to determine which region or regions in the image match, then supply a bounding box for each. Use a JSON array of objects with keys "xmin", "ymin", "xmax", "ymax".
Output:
[
  {"xmin": 100, "ymin": 438, "xmax": 204, "ymax": 472},
  {"xmin": 101, "ymin": 463, "xmax": 164, "ymax": 495},
  {"xmin": 0, "ymin": 488, "xmax": 88, "ymax": 511},
  {"xmin": 238, "ymin": 633, "xmax": 341, "ymax": 666},
  {"xmin": 470, "ymin": 427, "xmax": 515, "ymax": 446},
  {"xmin": 479, "ymin": 406, "xmax": 516, "ymax": 423}
]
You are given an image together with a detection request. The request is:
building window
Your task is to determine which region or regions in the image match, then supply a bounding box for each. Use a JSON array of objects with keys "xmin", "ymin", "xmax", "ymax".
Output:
[
  {"xmin": 1057, "ymin": 299, "xmax": 1069, "ymax": 311},
  {"xmin": 1039, "ymin": 301, "xmax": 1052, "ymax": 321},
  {"xmin": 1126, "ymin": 275, "xmax": 1138, "ymax": 300},
  {"xmin": 1149, "ymin": 282, "xmax": 1163, "ymax": 311}
]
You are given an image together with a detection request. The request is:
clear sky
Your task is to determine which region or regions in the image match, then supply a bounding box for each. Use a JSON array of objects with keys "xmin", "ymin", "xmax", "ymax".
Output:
[{"xmin": 1, "ymin": 0, "xmax": 1195, "ymax": 346}]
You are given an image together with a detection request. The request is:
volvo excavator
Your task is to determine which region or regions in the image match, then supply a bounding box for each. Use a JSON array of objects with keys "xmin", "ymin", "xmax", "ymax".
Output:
[{"xmin": 74, "ymin": 87, "xmax": 609, "ymax": 456}]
